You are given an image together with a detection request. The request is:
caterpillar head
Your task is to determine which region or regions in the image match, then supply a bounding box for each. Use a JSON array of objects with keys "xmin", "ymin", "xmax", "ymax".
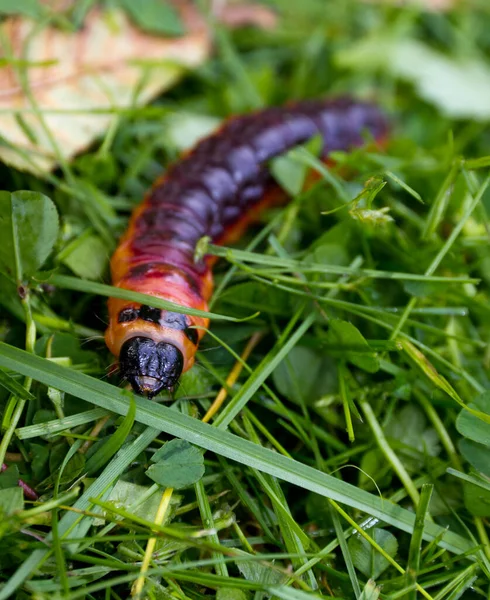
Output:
[{"xmin": 119, "ymin": 336, "xmax": 183, "ymax": 398}]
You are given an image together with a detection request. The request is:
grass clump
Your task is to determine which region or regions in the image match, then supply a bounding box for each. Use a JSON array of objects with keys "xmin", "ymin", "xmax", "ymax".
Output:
[{"xmin": 0, "ymin": 1, "xmax": 490, "ymax": 599}]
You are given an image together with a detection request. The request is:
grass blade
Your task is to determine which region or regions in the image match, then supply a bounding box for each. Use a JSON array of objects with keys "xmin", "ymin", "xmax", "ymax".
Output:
[
  {"xmin": 0, "ymin": 342, "xmax": 473, "ymax": 557},
  {"xmin": 48, "ymin": 273, "xmax": 256, "ymax": 321}
]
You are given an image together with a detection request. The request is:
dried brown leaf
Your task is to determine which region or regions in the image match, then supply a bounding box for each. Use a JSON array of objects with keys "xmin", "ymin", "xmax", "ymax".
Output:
[{"xmin": 0, "ymin": 1, "xmax": 276, "ymax": 173}]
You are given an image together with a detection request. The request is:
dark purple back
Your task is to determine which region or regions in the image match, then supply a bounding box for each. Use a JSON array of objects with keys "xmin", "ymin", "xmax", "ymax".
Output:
[{"xmin": 130, "ymin": 98, "xmax": 388, "ymax": 285}]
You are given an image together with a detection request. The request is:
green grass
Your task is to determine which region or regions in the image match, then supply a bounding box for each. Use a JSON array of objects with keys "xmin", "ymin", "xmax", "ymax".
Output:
[{"xmin": 1, "ymin": 0, "xmax": 490, "ymax": 599}]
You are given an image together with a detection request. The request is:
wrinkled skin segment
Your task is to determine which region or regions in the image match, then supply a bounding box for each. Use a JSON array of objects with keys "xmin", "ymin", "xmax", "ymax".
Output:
[{"xmin": 107, "ymin": 98, "xmax": 389, "ymax": 396}]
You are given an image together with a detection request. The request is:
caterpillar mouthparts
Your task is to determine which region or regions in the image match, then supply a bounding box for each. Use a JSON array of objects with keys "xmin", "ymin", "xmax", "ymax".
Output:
[{"xmin": 119, "ymin": 336, "xmax": 184, "ymax": 397}]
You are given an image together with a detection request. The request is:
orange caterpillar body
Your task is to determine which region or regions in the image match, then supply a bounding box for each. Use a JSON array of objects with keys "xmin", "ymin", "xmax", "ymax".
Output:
[{"xmin": 106, "ymin": 98, "xmax": 388, "ymax": 397}]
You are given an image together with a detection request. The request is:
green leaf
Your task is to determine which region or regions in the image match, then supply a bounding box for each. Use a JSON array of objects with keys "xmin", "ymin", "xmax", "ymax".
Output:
[
  {"xmin": 217, "ymin": 588, "xmax": 249, "ymax": 600},
  {"xmin": 33, "ymin": 408, "xmax": 57, "ymax": 426},
  {"xmin": 0, "ymin": 272, "xmax": 22, "ymax": 318},
  {"xmin": 35, "ymin": 333, "xmax": 98, "ymax": 365},
  {"xmin": 85, "ymin": 396, "xmax": 136, "ymax": 475},
  {"xmin": 0, "ymin": 191, "xmax": 59, "ymax": 281},
  {"xmin": 348, "ymin": 528, "xmax": 398, "ymax": 579},
  {"xmin": 359, "ymin": 449, "xmax": 392, "ymax": 491},
  {"xmin": 146, "ymin": 439, "xmax": 204, "ymax": 489},
  {"xmin": 385, "ymin": 405, "xmax": 441, "ymax": 464},
  {"xmin": 105, "ymin": 480, "xmax": 162, "ymax": 521},
  {"xmin": 456, "ymin": 404, "xmax": 490, "ymax": 447},
  {"xmin": 0, "ymin": 368, "xmax": 35, "ymax": 400},
  {"xmin": 0, "ymin": 0, "xmax": 42, "ymax": 18},
  {"xmin": 119, "ymin": 0, "xmax": 184, "ymax": 36},
  {"xmin": 220, "ymin": 281, "xmax": 291, "ymax": 317},
  {"xmin": 0, "ymin": 465, "xmax": 20, "ymax": 490},
  {"xmin": 305, "ymin": 243, "xmax": 350, "ymax": 279},
  {"xmin": 234, "ymin": 548, "xmax": 286, "ymax": 584},
  {"xmin": 49, "ymin": 441, "xmax": 68, "ymax": 473},
  {"xmin": 164, "ymin": 113, "xmax": 220, "ymax": 151},
  {"xmin": 428, "ymin": 482, "xmax": 461, "ymax": 517},
  {"xmin": 29, "ymin": 443, "xmax": 50, "ymax": 481},
  {"xmin": 0, "ymin": 487, "xmax": 24, "ymax": 515},
  {"xmin": 336, "ymin": 37, "xmax": 490, "ymax": 120},
  {"xmin": 463, "ymin": 481, "xmax": 490, "ymax": 517},
  {"xmin": 323, "ymin": 319, "xmax": 379, "ymax": 373},
  {"xmin": 458, "ymin": 439, "xmax": 490, "ymax": 478},
  {"xmin": 51, "ymin": 450, "xmax": 85, "ymax": 486},
  {"xmin": 61, "ymin": 233, "xmax": 109, "ymax": 280},
  {"xmin": 174, "ymin": 364, "xmax": 216, "ymax": 400},
  {"xmin": 359, "ymin": 580, "xmax": 381, "ymax": 600},
  {"xmin": 403, "ymin": 280, "xmax": 451, "ymax": 298},
  {"xmin": 473, "ymin": 391, "xmax": 490, "ymax": 413},
  {"xmin": 272, "ymin": 346, "xmax": 337, "ymax": 403},
  {"xmin": 271, "ymin": 153, "xmax": 308, "ymax": 196},
  {"xmin": 270, "ymin": 136, "xmax": 322, "ymax": 196}
]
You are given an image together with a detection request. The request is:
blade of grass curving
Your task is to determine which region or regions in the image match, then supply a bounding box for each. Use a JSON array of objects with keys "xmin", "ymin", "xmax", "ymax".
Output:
[
  {"xmin": 218, "ymin": 456, "xmax": 276, "ymax": 542},
  {"xmin": 47, "ymin": 273, "xmax": 256, "ymax": 321},
  {"xmin": 402, "ymin": 340, "xmax": 490, "ymax": 422},
  {"xmin": 390, "ymin": 172, "xmax": 490, "ymax": 341},
  {"xmin": 330, "ymin": 503, "xmax": 361, "ymax": 599},
  {"xmin": 84, "ymin": 396, "xmax": 136, "ymax": 475},
  {"xmin": 194, "ymin": 477, "xmax": 229, "ymax": 577},
  {"xmin": 208, "ymin": 244, "xmax": 479, "ymax": 283},
  {"xmin": 465, "ymin": 155, "xmax": 490, "ymax": 170},
  {"xmin": 289, "ymin": 145, "xmax": 349, "ymax": 202},
  {"xmin": 406, "ymin": 484, "xmax": 433, "ymax": 600},
  {"xmin": 0, "ymin": 342, "xmax": 473, "ymax": 558},
  {"xmin": 250, "ymin": 457, "xmax": 318, "ymax": 589},
  {"xmin": 212, "ymin": 306, "xmax": 316, "ymax": 429},
  {"xmin": 16, "ymin": 408, "xmax": 111, "ymax": 439},
  {"xmin": 359, "ymin": 399, "xmax": 420, "ymax": 506},
  {"xmin": 446, "ymin": 469, "xmax": 490, "ymax": 493},
  {"xmin": 432, "ymin": 564, "xmax": 479, "ymax": 600},
  {"xmin": 236, "ymin": 271, "xmax": 482, "ymax": 348},
  {"xmin": 0, "ymin": 427, "xmax": 159, "ymax": 600},
  {"xmin": 25, "ymin": 566, "xmax": 329, "ymax": 600},
  {"xmin": 0, "ymin": 368, "xmax": 35, "ymax": 400},
  {"xmin": 246, "ymin": 274, "xmax": 485, "ymax": 394},
  {"xmin": 421, "ymin": 161, "xmax": 460, "ymax": 240},
  {"xmin": 213, "ymin": 25, "xmax": 264, "ymax": 110},
  {"xmin": 198, "ymin": 328, "xmax": 324, "ymax": 451},
  {"xmin": 385, "ymin": 171, "xmax": 423, "ymax": 203}
]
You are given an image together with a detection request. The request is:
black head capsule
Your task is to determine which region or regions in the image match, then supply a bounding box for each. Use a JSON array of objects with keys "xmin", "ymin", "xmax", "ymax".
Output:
[{"xmin": 119, "ymin": 336, "xmax": 184, "ymax": 398}]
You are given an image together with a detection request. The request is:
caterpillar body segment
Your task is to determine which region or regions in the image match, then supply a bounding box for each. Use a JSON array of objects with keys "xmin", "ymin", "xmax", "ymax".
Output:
[{"xmin": 106, "ymin": 98, "xmax": 388, "ymax": 397}]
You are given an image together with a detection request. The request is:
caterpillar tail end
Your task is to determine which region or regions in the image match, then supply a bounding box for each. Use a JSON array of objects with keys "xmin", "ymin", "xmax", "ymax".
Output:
[{"xmin": 119, "ymin": 336, "xmax": 184, "ymax": 398}]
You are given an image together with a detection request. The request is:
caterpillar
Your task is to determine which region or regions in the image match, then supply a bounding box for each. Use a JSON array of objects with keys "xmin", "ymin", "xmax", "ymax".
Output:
[{"xmin": 105, "ymin": 98, "xmax": 388, "ymax": 397}]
